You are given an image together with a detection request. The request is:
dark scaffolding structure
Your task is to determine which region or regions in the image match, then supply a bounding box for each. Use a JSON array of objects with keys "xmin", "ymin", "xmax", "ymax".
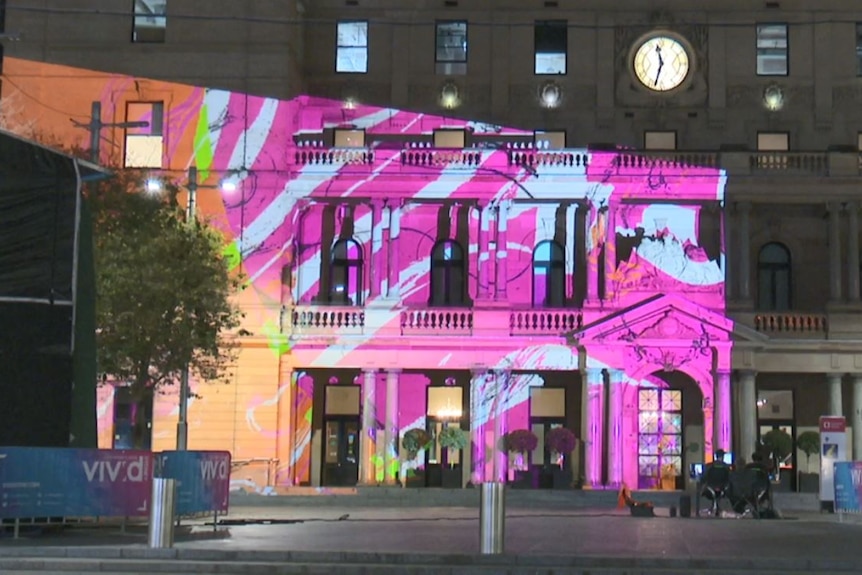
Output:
[{"xmin": 0, "ymin": 130, "xmax": 108, "ymax": 448}]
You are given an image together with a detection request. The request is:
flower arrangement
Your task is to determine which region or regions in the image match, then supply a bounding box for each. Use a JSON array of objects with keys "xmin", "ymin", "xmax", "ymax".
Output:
[
  {"xmin": 546, "ymin": 427, "xmax": 577, "ymax": 456},
  {"xmin": 438, "ymin": 426, "xmax": 469, "ymax": 451},
  {"xmin": 401, "ymin": 428, "xmax": 431, "ymax": 460},
  {"xmin": 503, "ymin": 429, "xmax": 538, "ymax": 454}
]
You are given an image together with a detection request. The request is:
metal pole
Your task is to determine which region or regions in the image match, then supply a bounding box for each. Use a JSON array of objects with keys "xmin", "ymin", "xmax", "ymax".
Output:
[
  {"xmin": 148, "ymin": 478, "xmax": 177, "ymax": 548},
  {"xmin": 479, "ymin": 482, "xmax": 505, "ymax": 554},
  {"xmin": 89, "ymin": 102, "xmax": 101, "ymax": 164},
  {"xmin": 176, "ymin": 167, "xmax": 197, "ymax": 451}
]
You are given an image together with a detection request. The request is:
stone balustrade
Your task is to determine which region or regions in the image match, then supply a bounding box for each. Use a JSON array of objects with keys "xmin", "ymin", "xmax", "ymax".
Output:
[
  {"xmin": 400, "ymin": 149, "xmax": 483, "ymax": 166},
  {"xmin": 753, "ymin": 313, "xmax": 828, "ymax": 334},
  {"xmin": 291, "ymin": 306, "xmax": 365, "ymax": 334},
  {"xmin": 510, "ymin": 310, "xmax": 583, "ymax": 335},
  {"xmin": 400, "ymin": 309, "xmax": 473, "ymax": 335},
  {"xmin": 293, "ymin": 148, "xmax": 374, "ymax": 165}
]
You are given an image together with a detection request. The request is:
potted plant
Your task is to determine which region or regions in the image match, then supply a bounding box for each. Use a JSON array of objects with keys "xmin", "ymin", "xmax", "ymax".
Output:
[
  {"xmin": 401, "ymin": 428, "xmax": 431, "ymax": 488},
  {"xmin": 503, "ymin": 429, "xmax": 538, "ymax": 489},
  {"xmin": 545, "ymin": 427, "xmax": 577, "ymax": 489},
  {"xmin": 437, "ymin": 426, "xmax": 468, "ymax": 488},
  {"xmin": 762, "ymin": 429, "xmax": 794, "ymax": 491},
  {"xmin": 796, "ymin": 430, "xmax": 820, "ymax": 493}
]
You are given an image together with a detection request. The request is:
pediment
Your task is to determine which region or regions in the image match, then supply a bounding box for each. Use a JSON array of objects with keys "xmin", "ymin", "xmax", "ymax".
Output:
[{"xmin": 571, "ymin": 294, "xmax": 768, "ymax": 345}]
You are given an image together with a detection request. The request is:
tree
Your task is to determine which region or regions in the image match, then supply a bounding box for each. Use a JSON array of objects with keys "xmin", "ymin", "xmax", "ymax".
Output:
[
  {"xmin": 90, "ymin": 170, "xmax": 242, "ymax": 447},
  {"xmin": 796, "ymin": 430, "xmax": 820, "ymax": 474}
]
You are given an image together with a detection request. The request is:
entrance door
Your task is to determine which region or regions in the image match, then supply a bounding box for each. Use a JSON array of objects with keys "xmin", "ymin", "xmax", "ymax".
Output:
[
  {"xmin": 637, "ymin": 388, "xmax": 683, "ymax": 490},
  {"xmin": 322, "ymin": 419, "xmax": 359, "ymax": 486}
]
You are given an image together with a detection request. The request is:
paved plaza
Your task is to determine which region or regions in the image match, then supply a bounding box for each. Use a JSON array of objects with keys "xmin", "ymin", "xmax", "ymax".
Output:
[{"xmin": 2, "ymin": 503, "xmax": 862, "ymax": 574}]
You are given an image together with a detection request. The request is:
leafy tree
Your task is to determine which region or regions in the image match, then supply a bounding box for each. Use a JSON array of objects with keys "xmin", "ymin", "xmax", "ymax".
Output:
[
  {"xmin": 796, "ymin": 430, "xmax": 820, "ymax": 473},
  {"xmin": 90, "ymin": 170, "xmax": 242, "ymax": 447}
]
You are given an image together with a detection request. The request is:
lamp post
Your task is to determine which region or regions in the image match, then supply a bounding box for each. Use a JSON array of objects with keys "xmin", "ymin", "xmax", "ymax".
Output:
[{"xmin": 176, "ymin": 166, "xmax": 197, "ymax": 451}]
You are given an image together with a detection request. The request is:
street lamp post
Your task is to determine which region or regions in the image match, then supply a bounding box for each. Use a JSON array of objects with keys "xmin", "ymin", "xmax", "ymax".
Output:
[{"xmin": 176, "ymin": 166, "xmax": 197, "ymax": 451}]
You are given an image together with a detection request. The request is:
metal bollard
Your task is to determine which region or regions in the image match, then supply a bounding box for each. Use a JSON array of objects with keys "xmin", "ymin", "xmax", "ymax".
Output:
[
  {"xmin": 148, "ymin": 478, "xmax": 177, "ymax": 549},
  {"xmin": 479, "ymin": 482, "xmax": 505, "ymax": 554}
]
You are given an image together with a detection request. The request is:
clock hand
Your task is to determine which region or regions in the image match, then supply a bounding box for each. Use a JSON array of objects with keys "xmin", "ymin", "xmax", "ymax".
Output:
[{"xmin": 654, "ymin": 46, "xmax": 664, "ymax": 86}]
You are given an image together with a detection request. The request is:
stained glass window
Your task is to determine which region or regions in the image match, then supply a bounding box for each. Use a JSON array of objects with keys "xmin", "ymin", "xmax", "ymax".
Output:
[{"xmin": 638, "ymin": 387, "xmax": 683, "ymax": 489}]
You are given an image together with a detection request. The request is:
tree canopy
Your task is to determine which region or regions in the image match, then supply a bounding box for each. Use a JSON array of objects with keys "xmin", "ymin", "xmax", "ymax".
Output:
[{"xmin": 90, "ymin": 170, "xmax": 242, "ymax": 401}]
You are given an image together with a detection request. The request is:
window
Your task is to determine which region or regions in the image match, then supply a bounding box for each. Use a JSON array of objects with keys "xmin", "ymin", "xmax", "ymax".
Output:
[
  {"xmin": 644, "ymin": 131, "xmax": 677, "ymax": 151},
  {"xmin": 757, "ymin": 242, "xmax": 791, "ymax": 311},
  {"xmin": 336, "ymin": 21, "xmax": 368, "ymax": 73},
  {"xmin": 430, "ymin": 240, "xmax": 465, "ymax": 306},
  {"xmin": 436, "ymin": 21, "xmax": 467, "ymax": 75},
  {"xmin": 0, "ymin": 0, "xmax": 6, "ymax": 34},
  {"xmin": 433, "ymin": 129, "xmax": 466, "ymax": 148},
  {"xmin": 857, "ymin": 24, "xmax": 862, "ymax": 76},
  {"xmin": 124, "ymin": 102, "xmax": 164, "ymax": 168},
  {"xmin": 133, "ymin": 0, "xmax": 167, "ymax": 43},
  {"xmin": 534, "ymin": 131, "xmax": 566, "ymax": 150},
  {"xmin": 532, "ymin": 241, "xmax": 565, "ymax": 307},
  {"xmin": 757, "ymin": 132, "xmax": 789, "ymax": 151},
  {"xmin": 534, "ymin": 20, "xmax": 567, "ymax": 75},
  {"xmin": 756, "ymin": 24, "xmax": 788, "ymax": 76},
  {"xmin": 331, "ymin": 239, "xmax": 363, "ymax": 305},
  {"xmin": 334, "ymin": 129, "xmax": 366, "ymax": 148}
]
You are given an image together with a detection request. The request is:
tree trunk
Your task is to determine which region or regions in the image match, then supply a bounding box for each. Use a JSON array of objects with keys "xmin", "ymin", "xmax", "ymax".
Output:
[{"xmin": 131, "ymin": 387, "xmax": 154, "ymax": 450}]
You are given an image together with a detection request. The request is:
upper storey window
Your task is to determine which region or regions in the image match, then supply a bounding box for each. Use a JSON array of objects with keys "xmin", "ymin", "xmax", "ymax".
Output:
[
  {"xmin": 133, "ymin": 0, "xmax": 167, "ymax": 43},
  {"xmin": 532, "ymin": 241, "xmax": 565, "ymax": 308},
  {"xmin": 436, "ymin": 21, "xmax": 467, "ymax": 75},
  {"xmin": 336, "ymin": 21, "xmax": 369, "ymax": 73},
  {"xmin": 756, "ymin": 24, "xmax": 788, "ymax": 76},
  {"xmin": 430, "ymin": 240, "xmax": 466, "ymax": 306},
  {"xmin": 331, "ymin": 239, "xmax": 363, "ymax": 306},
  {"xmin": 535, "ymin": 21, "xmax": 567, "ymax": 75},
  {"xmin": 856, "ymin": 24, "xmax": 862, "ymax": 76},
  {"xmin": 758, "ymin": 242, "xmax": 791, "ymax": 311}
]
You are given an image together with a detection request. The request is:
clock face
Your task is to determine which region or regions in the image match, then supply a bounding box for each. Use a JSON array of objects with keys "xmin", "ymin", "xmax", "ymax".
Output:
[{"xmin": 632, "ymin": 36, "xmax": 690, "ymax": 92}]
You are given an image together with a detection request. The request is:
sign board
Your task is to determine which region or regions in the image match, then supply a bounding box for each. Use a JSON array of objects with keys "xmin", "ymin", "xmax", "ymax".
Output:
[
  {"xmin": 0, "ymin": 448, "xmax": 152, "ymax": 519},
  {"xmin": 819, "ymin": 416, "xmax": 848, "ymax": 504},
  {"xmin": 834, "ymin": 461, "xmax": 862, "ymax": 514},
  {"xmin": 159, "ymin": 450, "xmax": 231, "ymax": 514}
]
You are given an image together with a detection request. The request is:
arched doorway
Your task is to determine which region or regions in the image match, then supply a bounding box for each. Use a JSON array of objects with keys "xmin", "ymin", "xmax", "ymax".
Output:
[{"xmin": 634, "ymin": 371, "xmax": 704, "ymax": 490}]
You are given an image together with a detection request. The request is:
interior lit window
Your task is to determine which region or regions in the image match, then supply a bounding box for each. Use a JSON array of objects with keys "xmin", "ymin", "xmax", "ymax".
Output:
[
  {"xmin": 534, "ymin": 131, "xmax": 566, "ymax": 150},
  {"xmin": 757, "ymin": 132, "xmax": 789, "ymax": 151},
  {"xmin": 535, "ymin": 20, "xmax": 567, "ymax": 75},
  {"xmin": 436, "ymin": 21, "xmax": 467, "ymax": 75},
  {"xmin": 133, "ymin": 0, "xmax": 167, "ymax": 43},
  {"xmin": 124, "ymin": 101, "xmax": 164, "ymax": 168},
  {"xmin": 336, "ymin": 21, "xmax": 369, "ymax": 74},
  {"xmin": 334, "ymin": 129, "xmax": 366, "ymax": 148},
  {"xmin": 644, "ymin": 131, "xmax": 677, "ymax": 151},
  {"xmin": 756, "ymin": 24, "xmax": 788, "ymax": 76}
]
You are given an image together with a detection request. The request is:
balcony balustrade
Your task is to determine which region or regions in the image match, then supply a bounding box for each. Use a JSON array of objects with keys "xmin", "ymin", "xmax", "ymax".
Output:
[
  {"xmin": 508, "ymin": 150, "xmax": 589, "ymax": 168},
  {"xmin": 400, "ymin": 149, "xmax": 482, "ymax": 167},
  {"xmin": 613, "ymin": 152, "xmax": 719, "ymax": 170},
  {"xmin": 510, "ymin": 310, "xmax": 583, "ymax": 336},
  {"xmin": 401, "ymin": 308, "xmax": 473, "ymax": 335},
  {"xmin": 291, "ymin": 306, "xmax": 365, "ymax": 335},
  {"xmin": 293, "ymin": 148, "xmax": 374, "ymax": 166},
  {"xmin": 749, "ymin": 152, "xmax": 828, "ymax": 176},
  {"xmin": 753, "ymin": 313, "xmax": 828, "ymax": 335}
]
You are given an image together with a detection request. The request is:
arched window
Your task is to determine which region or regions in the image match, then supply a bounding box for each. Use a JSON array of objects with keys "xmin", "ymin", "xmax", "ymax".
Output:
[
  {"xmin": 757, "ymin": 242, "xmax": 791, "ymax": 311},
  {"xmin": 430, "ymin": 240, "xmax": 465, "ymax": 306},
  {"xmin": 532, "ymin": 241, "xmax": 565, "ymax": 307},
  {"xmin": 331, "ymin": 238, "xmax": 363, "ymax": 305}
]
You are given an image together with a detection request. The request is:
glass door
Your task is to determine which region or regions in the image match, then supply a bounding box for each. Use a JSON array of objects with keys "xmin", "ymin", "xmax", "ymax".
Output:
[
  {"xmin": 637, "ymin": 388, "xmax": 683, "ymax": 490},
  {"xmin": 323, "ymin": 419, "xmax": 359, "ymax": 486}
]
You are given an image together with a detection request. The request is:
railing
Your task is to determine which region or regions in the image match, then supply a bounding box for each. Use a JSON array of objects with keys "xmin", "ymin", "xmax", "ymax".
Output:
[
  {"xmin": 749, "ymin": 152, "xmax": 828, "ymax": 175},
  {"xmin": 753, "ymin": 313, "xmax": 827, "ymax": 334},
  {"xmin": 613, "ymin": 152, "xmax": 719, "ymax": 170},
  {"xmin": 291, "ymin": 306, "xmax": 365, "ymax": 334},
  {"xmin": 509, "ymin": 151, "xmax": 589, "ymax": 168},
  {"xmin": 401, "ymin": 309, "xmax": 473, "ymax": 335},
  {"xmin": 401, "ymin": 149, "xmax": 483, "ymax": 166},
  {"xmin": 510, "ymin": 310, "xmax": 583, "ymax": 335},
  {"xmin": 293, "ymin": 148, "xmax": 374, "ymax": 166}
]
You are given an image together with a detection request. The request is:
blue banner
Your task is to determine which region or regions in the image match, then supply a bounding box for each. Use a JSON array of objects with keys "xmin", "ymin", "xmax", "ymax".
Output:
[
  {"xmin": 0, "ymin": 448, "xmax": 153, "ymax": 519},
  {"xmin": 159, "ymin": 451, "xmax": 230, "ymax": 514},
  {"xmin": 834, "ymin": 461, "xmax": 862, "ymax": 513}
]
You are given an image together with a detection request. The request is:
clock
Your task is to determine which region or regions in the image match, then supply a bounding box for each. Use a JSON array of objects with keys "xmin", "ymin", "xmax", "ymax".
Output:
[{"xmin": 631, "ymin": 34, "xmax": 691, "ymax": 93}]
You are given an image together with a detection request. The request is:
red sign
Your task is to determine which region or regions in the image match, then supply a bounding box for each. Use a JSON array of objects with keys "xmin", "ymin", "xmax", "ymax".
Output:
[{"xmin": 820, "ymin": 416, "xmax": 847, "ymax": 432}]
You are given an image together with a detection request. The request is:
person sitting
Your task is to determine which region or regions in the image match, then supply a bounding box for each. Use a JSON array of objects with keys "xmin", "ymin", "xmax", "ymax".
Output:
[
  {"xmin": 700, "ymin": 450, "xmax": 732, "ymax": 516},
  {"xmin": 737, "ymin": 452, "xmax": 772, "ymax": 516}
]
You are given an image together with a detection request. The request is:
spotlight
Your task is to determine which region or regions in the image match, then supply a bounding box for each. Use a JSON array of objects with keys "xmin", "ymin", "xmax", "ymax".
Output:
[
  {"xmin": 145, "ymin": 179, "xmax": 162, "ymax": 194},
  {"xmin": 763, "ymin": 84, "xmax": 785, "ymax": 112},
  {"xmin": 540, "ymin": 81, "xmax": 562, "ymax": 109},
  {"xmin": 440, "ymin": 82, "xmax": 461, "ymax": 109}
]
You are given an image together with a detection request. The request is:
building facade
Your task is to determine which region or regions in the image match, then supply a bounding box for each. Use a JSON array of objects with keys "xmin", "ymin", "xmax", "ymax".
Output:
[{"xmin": 4, "ymin": 1, "xmax": 862, "ymax": 491}]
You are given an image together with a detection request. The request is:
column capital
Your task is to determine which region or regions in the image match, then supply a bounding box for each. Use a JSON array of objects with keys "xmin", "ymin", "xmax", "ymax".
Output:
[
  {"xmin": 385, "ymin": 368, "xmax": 403, "ymax": 375},
  {"xmin": 362, "ymin": 368, "xmax": 380, "ymax": 374},
  {"xmin": 737, "ymin": 369, "xmax": 757, "ymax": 379},
  {"xmin": 606, "ymin": 368, "xmax": 625, "ymax": 382},
  {"xmin": 370, "ymin": 198, "xmax": 384, "ymax": 209},
  {"xmin": 826, "ymin": 372, "xmax": 845, "ymax": 382}
]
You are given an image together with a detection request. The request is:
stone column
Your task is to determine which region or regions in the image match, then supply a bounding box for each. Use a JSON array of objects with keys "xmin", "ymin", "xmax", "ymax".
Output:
[
  {"xmin": 492, "ymin": 370, "xmax": 509, "ymax": 483},
  {"xmin": 274, "ymin": 367, "xmax": 295, "ymax": 486},
  {"xmin": 738, "ymin": 371, "xmax": 757, "ymax": 462},
  {"xmin": 715, "ymin": 370, "xmax": 732, "ymax": 453},
  {"xmin": 384, "ymin": 369, "xmax": 400, "ymax": 485},
  {"xmin": 737, "ymin": 202, "xmax": 752, "ymax": 303},
  {"xmin": 370, "ymin": 200, "xmax": 383, "ymax": 299},
  {"xmin": 853, "ymin": 375, "xmax": 862, "ymax": 460},
  {"xmin": 848, "ymin": 202, "xmax": 860, "ymax": 303},
  {"xmin": 470, "ymin": 369, "xmax": 489, "ymax": 483},
  {"xmin": 606, "ymin": 369, "xmax": 624, "ymax": 488},
  {"xmin": 359, "ymin": 369, "xmax": 377, "ymax": 485},
  {"xmin": 387, "ymin": 201, "xmax": 402, "ymax": 299},
  {"xmin": 828, "ymin": 373, "xmax": 843, "ymax": 416},
  {"xmin": 495, "ymin": 200, "xmax": 510, "ymax": 300},
  {"xmin": 292, "ymin": 201, "xmax": 309, "ymax": 304},
  {"xmin": 829, "ymin": 202, "xmax": 843, "ymax": 303},
  {"xmin": 584, "ymin": 368, "xmax": 605, "ymax": 488},
  {"xmin": 477, "ymin": 202, "xmax": 490, "ymax": 300},
  {"xmin": 603, "ymin": 204, "xmax": 617, "ymax": 301}
]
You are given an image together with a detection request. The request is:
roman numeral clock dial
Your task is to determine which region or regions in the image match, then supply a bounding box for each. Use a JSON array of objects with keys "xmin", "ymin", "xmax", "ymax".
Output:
[{"xmin": 632, "ymin": 34, "xmax": 691, "ymax": 93}]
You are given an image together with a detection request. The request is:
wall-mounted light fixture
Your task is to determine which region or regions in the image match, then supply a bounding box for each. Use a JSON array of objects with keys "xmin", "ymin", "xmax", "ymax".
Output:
[
  {"xmin": 763, "ymin": 84, "xmax": 785, "ymax": 112},
  {"xmin": 539, "ymin": 81, "xmax": 562, "ymax": 109},
  {"xmin": 440, "ymin": 81, "xmax": 461, "ymax": 109}
]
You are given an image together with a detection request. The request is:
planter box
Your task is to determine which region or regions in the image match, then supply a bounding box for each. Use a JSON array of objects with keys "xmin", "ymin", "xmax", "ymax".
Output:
[
  {"xmin": 552, "ymin": 468, "xmax": 573, "ymax": 490},
  {"xmin": 799, "ymin": 472, "xmax": 819, "ymax": 493},
  {"xmin": 405, "ymin": 469, "xmax": 426, "ymax": 488},
  {"xmin": 510, "ymin": 469, "xmax": 534, "ymax": 489},
  {"xmin": 442, "ymin": 466, "xmax": 463, "ymax": 488}
]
